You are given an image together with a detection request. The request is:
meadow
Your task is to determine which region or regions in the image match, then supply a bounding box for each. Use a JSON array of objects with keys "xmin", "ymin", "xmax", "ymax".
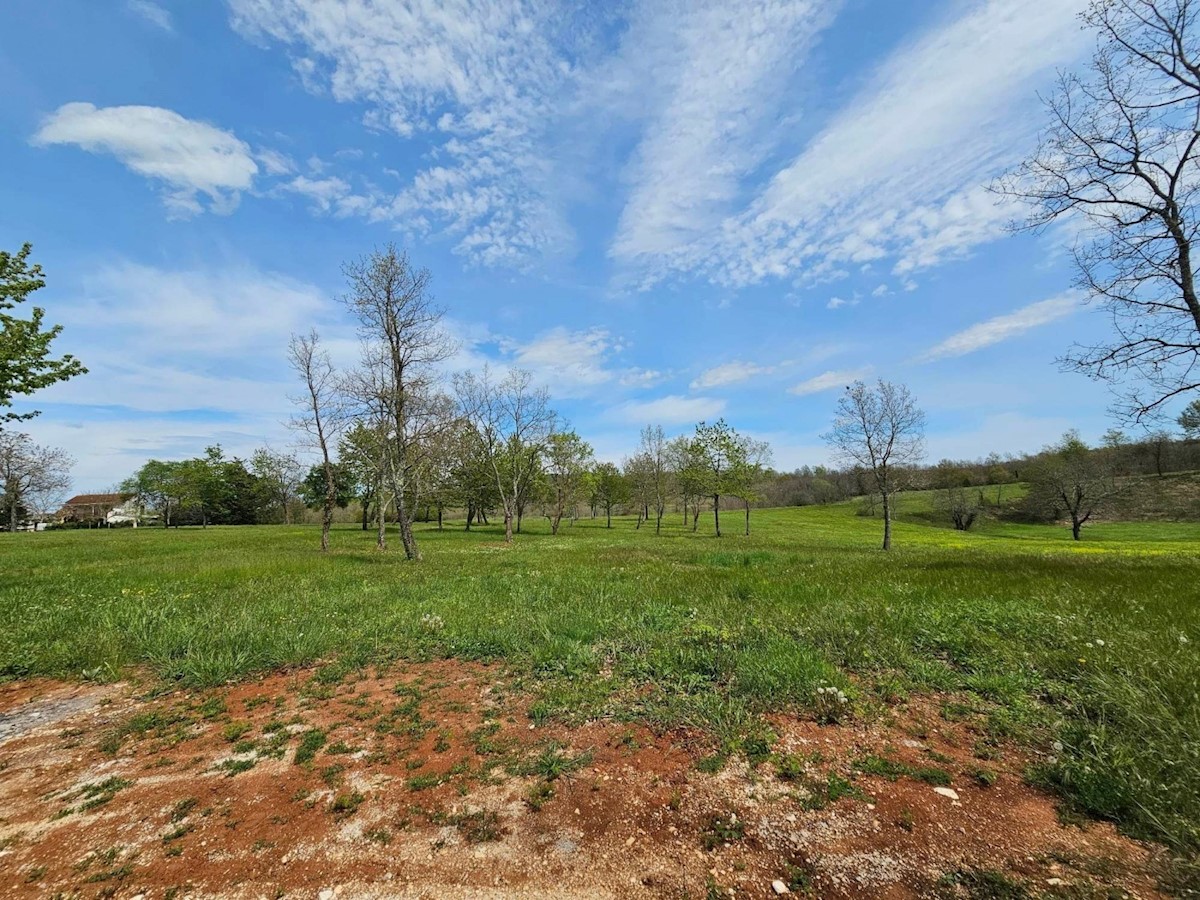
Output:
[{"xmin": 2, "ymin": 498, "xmax": 1198, "ymax": 861}]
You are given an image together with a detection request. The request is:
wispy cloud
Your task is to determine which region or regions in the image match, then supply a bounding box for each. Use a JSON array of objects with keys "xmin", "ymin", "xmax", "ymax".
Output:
[
  {"xmin": 614, "ymin": 394, "xmax": 725, "ymax": 426},
  {"xmin": 690, "ymin": 361, "xmax": 775, "ymax": 390},
  {"xmin": 607, "ymin": 0, "xmax": 836, "ymax": 274},
  {"xmin": 503, "ymin": 327, "xmax": 624, "ymax": 398},
  {"xmin": 654, "ymin": 0, "xmax": 1089, "ymax": 287},
  {"xmin": 127, "ymin": 0, "xmax": 173, "ymax": 32},
  {"xmin": 32, "ymin": 103, "xmax": 258, "ymax": 216},
  {"xmin": 917, "ymin": 292, "xmax": 1080, "ymax": 362},
  {"xmin": 228, "ymin": 0, "xmax": 579, "ymax": 267},
  {"xmin": 788, "ymin": 367, "xmax": 871, "ymax": 396}
]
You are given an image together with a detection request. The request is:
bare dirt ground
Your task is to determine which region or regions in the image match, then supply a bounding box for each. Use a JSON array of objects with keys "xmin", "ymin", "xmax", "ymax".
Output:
[{"xmin": 0, "ymin": 661, "xmax": 1169, "ymax": 899}]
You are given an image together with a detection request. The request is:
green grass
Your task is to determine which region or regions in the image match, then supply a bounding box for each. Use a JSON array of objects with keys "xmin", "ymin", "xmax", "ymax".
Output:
[{"xmin": 2, "ymin": 501, "xmax": 1198, "ymax": 855}]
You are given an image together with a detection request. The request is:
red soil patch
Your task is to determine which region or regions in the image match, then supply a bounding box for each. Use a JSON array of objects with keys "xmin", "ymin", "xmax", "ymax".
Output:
[{"xmin": 0, "ymin": 661, "xmax": 1167, "ymax": 898}]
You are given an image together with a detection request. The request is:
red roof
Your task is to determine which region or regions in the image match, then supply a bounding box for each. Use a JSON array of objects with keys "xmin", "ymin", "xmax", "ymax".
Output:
[{"xmin": 62, "ymin": 493, "xmax": 126, "ymax": 507}]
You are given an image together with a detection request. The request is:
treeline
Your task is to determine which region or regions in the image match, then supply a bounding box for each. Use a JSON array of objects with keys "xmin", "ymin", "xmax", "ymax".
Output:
[{"xmin": 120, "ymin": 446, "xmax": 308, "ymax": 527}]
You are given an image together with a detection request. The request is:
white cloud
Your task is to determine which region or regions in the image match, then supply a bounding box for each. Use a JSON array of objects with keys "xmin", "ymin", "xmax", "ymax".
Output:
[
  {"xmin": 620, "ymin": 368, "xmax": 667, "ymax": 388},
  {"xmin": 277, "ymin": 174, "xmax": 373, "ymax": 216},
  {"xmin": 68, "ymin": 262, "xmax": 330, "ymax": 355},
  {"xmin": 127, "ymin": 0, "xmax": 173, "ymax": 32},
  {"xmin": 826, "ymin": 296, "xmax": 859, "ymax": 310},
  {"xmin": 32, "ymin": 103, "xmax": 258, "ymax": 216},
  {"xmin": 917, "ymin": 292, "xmax": 1080, "ymax": 362},
  {"xmin": 607, "ymin": 0, "xmax": 836, "ymax": 271},
  {"xmin": 228, "ymin": 0, "xmax": 577, "ymax": 267},
  {"xmin": 647, "ymin": 0, "xmax": 1090, "ymax": 287},
  {"xmin": 614, "ymin": 394, "xmax": 725, "ymax": 426},
  {"xmin": 503, "ymin": 327, "xmax": 621, "ymax": 398},
  {"xmin": 690, "ymin": 361, "xmax": 775, "ymax": 390},
  {"xmin": 788, "ymin": 367, "xmax": 871, "ymax": 396}
]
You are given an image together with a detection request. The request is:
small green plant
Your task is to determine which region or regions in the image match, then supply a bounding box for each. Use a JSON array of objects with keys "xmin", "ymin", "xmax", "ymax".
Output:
[
  {"xmin": 454, "ymin": 810, "xmax": 504, "ymax": 843},
  {"xmin": 221, "ymin": 721, "xmax": 252, "ymax": 742},
  {"xmin": 855, "ymin": 754, "xmax": 952, "ymax": 786},
  {"xmin": 330, "ymin": 792, "xmax": 365, "ymax": 816},
  {"xmin": 525, "ymin": 780, "xmax": 555, "ymax": 811},
  {"xmin": 700, "ymin": 811, "xmax": 745, "ymax": 851},
  {"xmin": 78, "ymin": 777, "xmax": 134, "ymax": 812},
  {"xmin": 294, "ymin": 729, "xmax": 326, "ymax": 765},
  {"xmin": 970, "ymin": 767, "xmax": 998, "ymax": 788},
  {"xmin": 406, "ymin": 773, "xmax": 445, "ymax": 791}
]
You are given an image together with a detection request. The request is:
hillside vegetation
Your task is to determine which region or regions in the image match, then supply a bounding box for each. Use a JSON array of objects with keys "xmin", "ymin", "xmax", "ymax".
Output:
[{"xmin": 2, "ymin": 502, "xmax": 1198, "ymax": 866}]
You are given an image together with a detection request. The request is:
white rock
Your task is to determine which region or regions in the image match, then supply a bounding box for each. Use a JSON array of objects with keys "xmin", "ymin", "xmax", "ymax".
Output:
[
  {"xmin": 318, "ymin": 890, "xmax": 335, "ymax": 900},
  {"xmin": 933, "ymin": 787, "xmax": 960, "ymax": 801},
  {"xmin": 772, "ymin": 880, "xmax": 790, "ymax": 894}
]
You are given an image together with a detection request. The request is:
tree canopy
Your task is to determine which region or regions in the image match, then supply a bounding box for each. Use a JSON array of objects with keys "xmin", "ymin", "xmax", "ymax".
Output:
[{"xmin": 0, "ymin": 243, "xmax": 86, "ymax": 424}]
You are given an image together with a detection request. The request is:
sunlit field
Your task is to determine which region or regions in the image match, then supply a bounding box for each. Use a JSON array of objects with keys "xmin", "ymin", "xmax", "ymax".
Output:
[{"xmin": 2, "ymin": 498, "xmax": 1198, "ymax": 857}]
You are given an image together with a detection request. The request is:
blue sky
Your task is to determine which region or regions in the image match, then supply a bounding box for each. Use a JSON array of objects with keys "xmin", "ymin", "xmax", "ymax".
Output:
[{"xmin": 2, "ymin": 0, "xmax": 1137, "ymax": 490}]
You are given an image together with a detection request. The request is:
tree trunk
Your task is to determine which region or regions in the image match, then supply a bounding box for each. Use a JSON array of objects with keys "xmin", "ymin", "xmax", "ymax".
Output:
[
  {"xmin": 504, "ymin": 510, "xmax": 514, "ymax": 543},
  {"xmin": 397, "ymin": 502, "xmax": 421, "ymax": 561},
  {"xmin": 692, "ymin": 507, "xmax": 700, "ymax": 532},
  {"xmin": 481, "ymin": 508, "xmax": 489, "ymax": 525},
  {"xmin": 466, "ymin": 503, "xmax": 474, "ymax": 531},
  {"xmin": 713, "ymin": 495, "xmax": 721, "ymax": 537},
  {"xmin": 8, "ymin": 501, "xmax": 16, "ymax": 534},
  {"xmin": 881, "ymin": 492, "xmax": 892, "ymax": 551},
  {"xmin": 1072, "ymin": 516, "xmax": 1083, "ymax": 541},
  {"xmin": 606, "ymin": 506, "xmax": 612, "ymax": 528},
  {"xmin": 362, "ymin": 499, "xmax": 371, "ymax": 531},
  {"xmin": 744, "ymin": 499, "xmax": 750, "ymax": 536},
  {"xmin": 655, "ymin": 510, "xmax": 662, "ymax": 535},
  {"xmin": 321, "ymin": 499, "xmax": 332, "ymax": 552},
  {"xmin": 437, "ymin": 505, "xmax": 443, "ymax": 531},
  {"xmin": 551, "ymin": 512, "xmax": 562, "ymax": 535},
  {"xmin": 376, "ymin": 495, "xmax": 387, "ymax": 551}
]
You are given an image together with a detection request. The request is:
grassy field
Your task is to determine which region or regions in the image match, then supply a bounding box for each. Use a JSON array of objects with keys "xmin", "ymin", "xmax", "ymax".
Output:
[{"xmin": 2, "ymin": 498, "xmax": 1198, "ymax": 860}]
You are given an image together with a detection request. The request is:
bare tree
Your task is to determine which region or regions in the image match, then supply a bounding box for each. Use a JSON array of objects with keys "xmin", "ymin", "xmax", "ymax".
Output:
[
  {"xmin": 823, "ymin": 380, "xmax": 926, "ymax": 550},
  {"xmin": 343, "ymin": 244, "xmax": 455, "ymax": 561},
  {"xmin": 637, "ymin": 425, "xmax": 672, "ymax": 534},
  {"xmin": 1027, "ymin": 430, "xmax": 1122, "ymax": 540},
  {"xmin": 288, "ymin": 330, "xmax": 345, "ymax": 552},
  {"xmin": 997, "ymin": 0, "xmax": 1200, "ymax": 421},
  {"xmin": 454, "ymin": 367, "xmax": 555, "ymax": 544},
  {"xmin": 0, "ymin": 431, "xmax": 73, "ymax": 531}
]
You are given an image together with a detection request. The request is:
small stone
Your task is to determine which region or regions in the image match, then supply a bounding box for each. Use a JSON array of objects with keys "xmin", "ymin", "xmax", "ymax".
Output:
[
  {"xmin": 933, "ymin": 787, "xmax": 960, "ymax": 801},
  {"xmin": 318, "ymin": 891, "xmax": 335, "ymax": 900},
  {"xmin": 772, "ymin": 880, "xmax": 790, "ymax": 895},
  {"xmin": 625, "ymin": 836, "xmax": 635, "ymax": 846},
  {"xmin": 1047, "ymin": 878, "xmax": 1065, "ymax": 886}
]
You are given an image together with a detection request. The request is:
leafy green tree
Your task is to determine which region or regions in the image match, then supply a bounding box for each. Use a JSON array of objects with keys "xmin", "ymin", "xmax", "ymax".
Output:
[
  {"xmin": 299, "ymin": 462, "xmax": 355, "ymax": 512},
  {"xmin": 1, "ymin": 243, "xmax": 86, "ymax": 423},
  {"xmin": 1180, "ymin": 398, "xmax": 1200, "ymax": 439},
  {"xmin": 592, "ymin": 462, "xmax": 628, "ymax": 528},
  {"xmin": 727, "ymin": 438, "xmax": 771, "ymax": 536},
  {"xmin": 251, "ymin": 447, "xmax": 304, "ymax": 524},
  {"xmin": 544, "ymin": 430, "xmax": 593, "ymax": 535},
  {"xmin": 120, "ymin": 459, "xmax": 185, "ymax": 527},
  {"xmin": 690, "ymin": 419, "xmax": 749, "ymax": 538}
]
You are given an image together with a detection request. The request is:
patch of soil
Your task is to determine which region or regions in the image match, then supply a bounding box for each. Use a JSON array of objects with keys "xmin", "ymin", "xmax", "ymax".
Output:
[{"xmin": 0, "ymin": 662, "xmax": 1168, "ymax": 899}]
